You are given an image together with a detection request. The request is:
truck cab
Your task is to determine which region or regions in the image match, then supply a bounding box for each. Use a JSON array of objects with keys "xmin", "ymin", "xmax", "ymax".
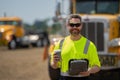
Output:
[
  {"xmin": 0, "ymin": 17, "xmax": 29, "ymax": 49},
  {"xmin": 69, "ymin": 0, "xmax": 120, "ymax": 79}
]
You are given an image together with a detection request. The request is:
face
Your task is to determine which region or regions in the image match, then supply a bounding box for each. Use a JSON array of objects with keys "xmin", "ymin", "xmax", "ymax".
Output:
[{"xmin": 67, "ymin": 18, "xmax": 82, "ymax": 36}]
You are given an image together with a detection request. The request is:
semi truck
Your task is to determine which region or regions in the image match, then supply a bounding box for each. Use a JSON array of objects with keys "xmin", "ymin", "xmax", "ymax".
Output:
[
  {"xmin": 0, "ymin": 16, "xmax": 49, "ymax": 49},
  {"xmin": 47, "ymin": 0, "xmax": 120, "ymax": 80},
  {"xmin": 0, "ymin": 16, "xmax": 30, "ymax": 49},
  {"xmin": 73, "ymin": 0, "xmax": 120, "ymax": 80}
]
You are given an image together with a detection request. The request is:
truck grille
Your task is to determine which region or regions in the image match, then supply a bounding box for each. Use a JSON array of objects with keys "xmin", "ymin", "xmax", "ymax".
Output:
[{"xmin": 81, "ymin": 22, "xmax": 104, "ymax": 51}]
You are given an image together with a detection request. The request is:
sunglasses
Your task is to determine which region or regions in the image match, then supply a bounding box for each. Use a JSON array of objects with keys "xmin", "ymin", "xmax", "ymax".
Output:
[{"xmin": 69, "ymin": 23, "xmax": 81, "ymax": 27}]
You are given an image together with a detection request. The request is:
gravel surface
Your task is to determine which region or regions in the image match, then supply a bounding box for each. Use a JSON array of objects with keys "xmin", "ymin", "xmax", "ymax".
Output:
[{"xmin": 0, "ymin": 47, "xmax": 50, "ymax": 80}]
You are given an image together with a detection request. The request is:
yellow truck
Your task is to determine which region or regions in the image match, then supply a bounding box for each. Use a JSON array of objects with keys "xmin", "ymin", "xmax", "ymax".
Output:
[
  {"xmin": 69, "ymin": 0, "xmax": 120, "ymax": 79},
  {"xmin": 0, "ymin": 16, "xmax": 30, "ymax": 49},
  {"xmin": 48, "ymin": 0, "xmax": 120, "ymax": 80}
]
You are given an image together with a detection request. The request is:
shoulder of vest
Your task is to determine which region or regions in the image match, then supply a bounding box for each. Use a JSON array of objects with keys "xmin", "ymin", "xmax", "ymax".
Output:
[
  {"xmin": 59, "ymin": 36, "xmax": 69, "ymax": 49},
  {"xmin": 59, "ymin": 38, "xmax": 65, "ymax": 49}
]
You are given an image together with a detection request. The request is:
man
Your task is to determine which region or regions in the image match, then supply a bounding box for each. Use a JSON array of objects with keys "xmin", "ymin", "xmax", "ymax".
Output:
[{"xmin": 50, "ymin": 14, "xmax": 101, "ymax": 80}]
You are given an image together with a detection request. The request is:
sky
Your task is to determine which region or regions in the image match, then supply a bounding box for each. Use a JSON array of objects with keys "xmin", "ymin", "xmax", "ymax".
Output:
[{"xmin": 0, "ymin": 0, "xmax": 69, "ymax": 24}]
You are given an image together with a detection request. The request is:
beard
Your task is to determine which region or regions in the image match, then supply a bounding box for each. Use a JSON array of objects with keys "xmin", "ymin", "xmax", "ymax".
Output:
[{"xmin": 69, "ymin": 28, "xmax": 80, "ymax": 36}]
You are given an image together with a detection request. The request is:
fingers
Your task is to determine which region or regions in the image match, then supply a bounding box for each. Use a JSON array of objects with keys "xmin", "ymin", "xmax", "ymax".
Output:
[
  {"xmin": 53, "ymin": 54, "xmax": 60, "ymax": 63},
  {"xmin": 79, "ymin": 71, "xmax": 90, "ymax": 76}
]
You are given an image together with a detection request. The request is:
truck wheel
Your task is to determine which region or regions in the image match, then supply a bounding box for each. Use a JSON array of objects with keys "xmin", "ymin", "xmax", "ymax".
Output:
[
  {"xmin": 36, "ymin": 40, "xmax": 42, "ymax": 47},
  {"xmin": 8, "ymin": 40, "xmax": 16, "ymax": 49}
]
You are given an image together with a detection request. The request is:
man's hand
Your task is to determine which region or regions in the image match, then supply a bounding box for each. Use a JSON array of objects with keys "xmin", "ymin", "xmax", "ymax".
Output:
[
  {"xmin": 53, "ymin": 53, "xmax": 61, "ymax": 63},
  {"xmin": 79, "ymin": 71, "xmax": 90, "ymax": 76},
  {"xmin": 79, "ymin": 65, "xmax": 100, "ymax": 76},
  {"xmin": 51, "ymin": 53, "xmax": 61, "ymax": 69}
]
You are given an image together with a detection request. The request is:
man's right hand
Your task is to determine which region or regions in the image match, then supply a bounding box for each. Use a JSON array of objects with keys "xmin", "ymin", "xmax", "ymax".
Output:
[
  {"xmin": 51, "ymin": 53, "xmax": 60, "ymax": 69},
  {"xmin": 53, "ymin": 52, "xmax": 61, "ymax": 62}
]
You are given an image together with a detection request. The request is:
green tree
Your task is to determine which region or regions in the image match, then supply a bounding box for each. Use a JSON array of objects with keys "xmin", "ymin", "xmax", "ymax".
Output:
[{"xmin": 51, "ymin": 22, "xmax": 62, "ymax": 34}]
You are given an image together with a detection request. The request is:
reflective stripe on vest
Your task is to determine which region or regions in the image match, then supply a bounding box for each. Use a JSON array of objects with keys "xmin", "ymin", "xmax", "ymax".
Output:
[
  {"xmin": 84, "ymin": 39, "xmax": 90, "ymax": 54},
  {"xmin": 59, "ymin": 39, "xmax": 64, "ymax": 49}
]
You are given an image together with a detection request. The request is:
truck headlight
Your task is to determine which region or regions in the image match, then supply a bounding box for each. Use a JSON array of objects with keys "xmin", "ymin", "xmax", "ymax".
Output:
[
  {"xmin": 108, "ymin": 38, "xmax": 120, "ymax": 47},
  {"xmin": 6, "ymin": 35, "xmax": 11, "ymax": 41},
  {"xmin": 0, "ymin": 28, "xmax": 4, "ymax": 32},
  {"xmin": 118, "ymin": 41, "xmax": 120, "ymax": 46}
]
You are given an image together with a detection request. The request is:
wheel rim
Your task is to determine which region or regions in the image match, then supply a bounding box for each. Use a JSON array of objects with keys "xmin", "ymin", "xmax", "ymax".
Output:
[
  {"xmin": 10, "ymin": 40, "xmax": 16, "ymax": 49},
  {"xmin": 37, "ymin": 40, "xmax": 41, "ymax": 47},
  {"xmin": 43, "ymin": 39, "xmax": 47, "ymax": 46}
]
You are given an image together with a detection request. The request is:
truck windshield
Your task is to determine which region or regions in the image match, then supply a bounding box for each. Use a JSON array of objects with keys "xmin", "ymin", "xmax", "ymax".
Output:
[
  {"xmin": 76, "ymin": 0, "xmax": 119, "ymax": 14},
  {"xmin": 0, "ymin": 21, "xmax": 21, "ymax": 26}
]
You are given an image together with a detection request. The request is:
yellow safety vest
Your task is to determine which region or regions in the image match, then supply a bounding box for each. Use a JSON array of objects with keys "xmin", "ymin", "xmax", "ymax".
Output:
[{"xmin": 51, "ymin": 36, "xmax": 101, "ymax": 77}]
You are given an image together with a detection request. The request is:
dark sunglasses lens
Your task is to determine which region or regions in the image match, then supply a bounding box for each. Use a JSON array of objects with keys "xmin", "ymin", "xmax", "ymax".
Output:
[
  {"xmin": 69, "ymin": 24, "xmax": 74, "ymax": 27},
  {"xmin": 76, "ymin": 24, "xmax": 81, "ymax": 27},
  {"xmin": 69, "ymin": 23, "xmax": 81, "ymax": 27}
]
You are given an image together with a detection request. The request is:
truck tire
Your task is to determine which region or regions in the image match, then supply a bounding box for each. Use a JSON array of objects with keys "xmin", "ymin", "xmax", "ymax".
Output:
[
  {"xmin": 8, "ymin": 39, "xmax": 17, "ymax": 49},
  {"xmin": 36, "ymin": 40, "xmax": 42, "ymax": 47}
]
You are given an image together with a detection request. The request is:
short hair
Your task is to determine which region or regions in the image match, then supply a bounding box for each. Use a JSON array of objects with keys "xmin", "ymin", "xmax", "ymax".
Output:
[{"xmin": 67, "ymin": 14, "xmax": 82, "ymax": 24}]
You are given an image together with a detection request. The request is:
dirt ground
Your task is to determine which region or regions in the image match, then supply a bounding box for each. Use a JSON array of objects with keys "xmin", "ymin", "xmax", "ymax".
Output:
[{"xmin": 0, "ymin": 47, "xmax": 50, "ymax": 80}]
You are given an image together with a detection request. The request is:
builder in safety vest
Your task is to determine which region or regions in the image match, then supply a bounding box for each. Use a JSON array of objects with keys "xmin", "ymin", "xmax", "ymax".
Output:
[{"xmin": 50, "ymin": 14, "xmax": 101, "ymax": 80}]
